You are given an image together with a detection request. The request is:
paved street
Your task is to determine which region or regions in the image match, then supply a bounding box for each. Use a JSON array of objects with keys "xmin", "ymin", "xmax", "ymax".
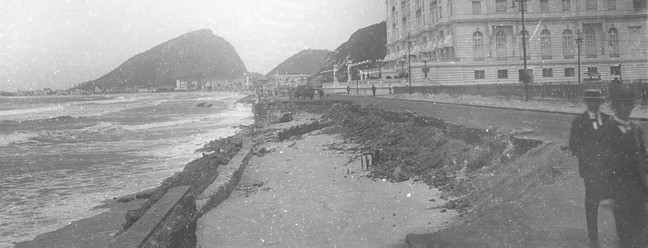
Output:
[{"xmin": 329, "ymin": 94, "xmax": 648, "ymax": 144}]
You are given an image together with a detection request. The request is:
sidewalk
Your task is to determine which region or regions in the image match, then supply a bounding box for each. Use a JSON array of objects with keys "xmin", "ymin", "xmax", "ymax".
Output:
[{"xmin": 195, "ymin": 113, "xmax": 457, "ymax": 247}]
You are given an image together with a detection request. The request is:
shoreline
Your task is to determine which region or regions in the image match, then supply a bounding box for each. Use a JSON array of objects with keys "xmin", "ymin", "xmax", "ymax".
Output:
[{"xmin": 13, "ymin": 93, "xmax": 257, "ymax": 248}]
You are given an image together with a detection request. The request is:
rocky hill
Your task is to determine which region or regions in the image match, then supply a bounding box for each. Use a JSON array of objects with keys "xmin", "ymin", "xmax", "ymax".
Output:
[
  {"xmin": 311, "ymin": 21, "xmax": 386, "ymax": 84},
  {"xmin": 266, "ymin": 49, "xmax": 330, "ymax": 76},
  {"xmin": 73, "ymin": 29, "xmax": 246, "ymax": 91}
]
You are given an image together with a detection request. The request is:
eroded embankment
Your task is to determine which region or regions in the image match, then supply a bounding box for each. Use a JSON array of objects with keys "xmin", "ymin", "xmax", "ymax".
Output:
[
  {"xmin": 270, "ymin": 100, "xmax": 593, "ymax": 247},
  {"xmin": 266, "ymin": 101, "xmax": 545, "ymax": 212}
]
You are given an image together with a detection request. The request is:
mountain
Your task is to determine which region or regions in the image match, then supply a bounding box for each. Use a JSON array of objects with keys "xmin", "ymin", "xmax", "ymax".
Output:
[
  {"xmin": 73, "ymin": 29, "xmax": 246, "ymax": 90},
  {"xmin": 312, "ymin": 21, "xmax": 386, "ymax": 84},
  {"xmin": 266, "ymin": 49, "xmax": 330, "ymax": 76}
]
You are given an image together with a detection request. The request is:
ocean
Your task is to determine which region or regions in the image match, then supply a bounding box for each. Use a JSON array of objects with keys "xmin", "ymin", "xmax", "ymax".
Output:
[{"xmin": 0, "ymin": 92, "xmax": 255, "ymax": 247}]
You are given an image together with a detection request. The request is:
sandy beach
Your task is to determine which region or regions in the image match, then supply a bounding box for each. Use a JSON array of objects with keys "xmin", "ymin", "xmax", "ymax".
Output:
[{"xmin": 196, "ymin": 112, "xmax": 458, "ymax": 247}]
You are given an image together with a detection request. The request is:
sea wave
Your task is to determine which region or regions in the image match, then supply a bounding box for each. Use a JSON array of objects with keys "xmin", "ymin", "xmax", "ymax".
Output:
[
  {"xmin": 0, "ymin": 105, "xmax": 65, "ymax": 117},
  {"xmin": 120, "ymin": 118, "xmax": 201, "ymax": 131},
  {"xmin": 0, "ymin": 132, "xmax": 39, "ymax": 147},
  {"xmin": 78, "ymin": 95, "xmax": 152, "ymax": 105}
]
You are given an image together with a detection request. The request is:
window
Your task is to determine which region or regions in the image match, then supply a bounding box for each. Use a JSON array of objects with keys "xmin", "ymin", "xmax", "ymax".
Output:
[
  {"xmin": 543, "ymin": 68, "xmax": 554, "ymax": 77},
  {"xmin": 610, "ymin": 66, "xmax": 621, "ymax": 75},
  {"xmin": 608, "ymin": 0, "xmax": 616, "ymax": 9},
  {"xmin": 496, "ymin": 0, "xmax": 507, "ymax": 12},
  {"xmin": 472, "ymin": 1, "xmax": 481, "ymax": 14},
  {"xmin": 563, "ymin": 29, "xmax": 574, "ymax": 58},
  {"xmin": 634, "ymin": 0, "xmax": 647, "ymax": 11},
  {"xmin": 565, "ymin": 68, "xmax": 575, "ymax": 77},
  {"xmin": 519, "ymin": 30, "xmax": 530, "ymax": 59},
  {"xmin": 608, "ymin": 28, "xmax": 619, "ymax": 57},
  {"xmin": 587, "ymin": 67, "xmax": 598, "ymax": 73},
  {"xmin": 439, "ymin": 5, "xmax": 443, "ymax": 19},
  {"xmin": 498, "ymin": 70, "xmax": 509, "ymax": 79},
  {"xmin": 562, "ymin": 0, "xmax": 571, "ymax": 11},
  {"xmin": 473, "ymin": 32, "xmax": 484, "ymax": 60},
  {"xmin": 586, "ymin": 0, "xmax": 597, "ymax": 10},
  {"xmin": 448, "ymin": 0, "xmax": 453, "ymax": 16},
  {"xmin": 541, "ymin": 30, "xmax": 552, "ymax": 59},
  {"xmin": 496, "ymin": 31, "xmax": 507, "ymax": 60},
  {"xmin": 475, "ymin": 70, "xmax": 485, "ymax": 79},
  {"xmin": 541, "ymin": 0, "xmax": 549, "ymax": 12},
  {"xmin": 585, "ymin": 28, "xmax": 597, "ymax": 58}
]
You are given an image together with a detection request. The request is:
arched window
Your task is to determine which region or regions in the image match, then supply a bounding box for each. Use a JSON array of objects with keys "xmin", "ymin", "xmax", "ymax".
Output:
[
  {"xmin": 496, "ymin": 31, "xmax": 507, "ymax": 60},
  {"xmin": 608, "ymin": 28, "xmax": 619, "ymax": 57},
  {"xmin": 585, "ymin": 28, "xmax": 597, "ymax": 57},
  {"xmin": 562, "ymin": 29, "xmax": 574, "ymax": 58},
  {"xmin": 473, "ymin": 31, "xmax": 484, "ymax": 60},
  {"xmin": 541, "ymin": 30, "xmax": 552, "ymax": 59},
  {"xmin": 519, "ymin": 30, "xmax": 530, "ymax": 59}
]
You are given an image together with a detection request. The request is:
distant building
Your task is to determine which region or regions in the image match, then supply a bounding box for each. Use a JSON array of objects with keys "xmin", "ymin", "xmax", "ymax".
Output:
[{"xmin": 383, "ymin": 0, "xmax": 648, "ymax": 84}]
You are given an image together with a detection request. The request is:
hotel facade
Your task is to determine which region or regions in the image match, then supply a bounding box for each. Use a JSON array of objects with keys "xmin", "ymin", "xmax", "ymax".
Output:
[{"xmin": 383, "ymin": 0, "xmax": 648, "ymax": 85}]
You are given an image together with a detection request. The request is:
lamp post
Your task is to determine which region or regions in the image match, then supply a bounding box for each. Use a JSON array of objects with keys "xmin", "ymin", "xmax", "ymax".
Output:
[
  {"xmin": 356, "ymin": 68, "xmax": 360, "ymax": 95},
  {"xmin": 422, "ymin": 58, "xmax": 429, "ymax": 79},
  {"xmin": 400, "ymin": 57, "xmax": 405, "ymax": 78},
  {"xmin": 512, "ymin": 0, "xmax": 529, "ymax": 101},
  {"xmin": 576, "ymin": 30, "xmax": 582, "ymax": 82},
  {"xmin": 346, "ymin": 56, "xmax": 352, "ymax": 83},
  {"xmin": 407, "ymin": 32, "xmax": 412, "ymax": 94},
  {"xmin": 378, "ymin": 59, "xmax": 383, "ymax": 79}
]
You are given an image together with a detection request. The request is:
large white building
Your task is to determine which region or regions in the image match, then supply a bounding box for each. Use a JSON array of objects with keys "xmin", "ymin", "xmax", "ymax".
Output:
[{"xmin": 383, "ymin": 0, "xmax": 648, "ymax": 84}]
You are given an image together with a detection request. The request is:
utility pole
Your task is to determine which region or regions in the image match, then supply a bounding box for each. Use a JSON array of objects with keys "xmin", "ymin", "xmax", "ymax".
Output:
[{"xmin": 576, "ymin": 30, "xmax": 583, "ymax": 82}]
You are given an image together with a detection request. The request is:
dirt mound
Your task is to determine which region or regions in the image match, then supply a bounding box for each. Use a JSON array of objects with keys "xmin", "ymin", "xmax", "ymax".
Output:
[{"xmin": 407, "ymin": 143, "xmax": 590, "ymax": 247}]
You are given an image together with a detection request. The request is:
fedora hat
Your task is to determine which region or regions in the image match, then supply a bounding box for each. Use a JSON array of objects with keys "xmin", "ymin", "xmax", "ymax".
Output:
[
  {"xmin": 583, "ymin": 89, "xmax": 605, "ymax": 100},
  {"xmin": 609, "ymin": 84, "xmax": 638, "ymax": 102}
]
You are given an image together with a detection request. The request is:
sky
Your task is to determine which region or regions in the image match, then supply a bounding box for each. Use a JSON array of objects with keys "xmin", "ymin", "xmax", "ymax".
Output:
[{"xmin": 0, "ymin": 0, "xmax": 385, "ymax": 91}]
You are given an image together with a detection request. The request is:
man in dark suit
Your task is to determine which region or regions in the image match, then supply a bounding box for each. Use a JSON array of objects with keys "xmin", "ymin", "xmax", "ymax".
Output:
[
  {"xmin": 569, "ymin": 89, "xmax": 612, "ymax": 248},
  {"xmin": 604, "ymin": 84, "xmax": 648, "ymax": 248}
]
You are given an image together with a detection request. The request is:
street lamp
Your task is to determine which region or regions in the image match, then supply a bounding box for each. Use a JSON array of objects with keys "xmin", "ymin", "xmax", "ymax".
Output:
[
  {"xmin": 576, "ymin": 30, "xmax": 582, "ymax": 82},
  {"xmin": 377, "ymin": 59, "xmax": 383, "ymax": 79},
  {"xmin": 400, "ymin": 57, "xmax": 405, "ymax": 78},
  {"xmin": 512, "ymin": 0, "xmax": 529, "ymax": 101},
  {"xmin": 346, "ymin": 55, "xmax": 352, "ymax": 83},
  {"xmin": 407, "ymin": 32, "xmax": 412, "ymax": 94}
]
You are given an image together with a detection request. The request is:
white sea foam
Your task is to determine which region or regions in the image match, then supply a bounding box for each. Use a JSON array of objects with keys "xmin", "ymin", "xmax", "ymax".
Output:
[
  {"xmin": 0, "ymin": 105, "xmax": 65, "ymax": 118},
  {"xmin": 0, "ymin": 132, "xmax": 38, "ymax": 146},
  {"xmin": 120, "ymin": 118, "xmax": 201, "ymax": 131},
  {"xmin": 80, "ymin": 95, "xmax": 151, "ymax": 105}
]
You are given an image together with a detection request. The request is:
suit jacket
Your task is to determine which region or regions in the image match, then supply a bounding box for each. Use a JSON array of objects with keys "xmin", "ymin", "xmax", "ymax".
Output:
[
  {"xmin": 603, "ymin": 121, "xmax": 648, "ymax": 198},
  {"xmin": 569, "ymin": 111, "xmax": 612, "ymax": 180}
]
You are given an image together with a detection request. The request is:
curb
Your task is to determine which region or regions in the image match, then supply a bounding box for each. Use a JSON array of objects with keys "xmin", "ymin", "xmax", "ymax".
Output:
[
  {"xmin": 194, "ymin": 138, "xmax": 255, "ymax": 219},
  {"xmin": 379, "ymin": 97, "xmax": 648, "ymax": 122}
]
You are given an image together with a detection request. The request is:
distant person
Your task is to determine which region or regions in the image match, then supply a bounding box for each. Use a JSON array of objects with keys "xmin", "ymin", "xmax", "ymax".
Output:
[
  {"xmin": 388, "ymin": 84, "xmax": 392, "ymax": 95},
  {"xmin": 347, "ymin": 85, "xmax": 351, "ymax": 95},
  {"xmin": 568, "ymin": 89, "xmax": 612, "ymax": 248},
  {"xmin": 371, "ymin": 84, "xmax": 376, "ymax": 96},
  {"xmin": 603, "ymin": 84, "xmax": 648, "ymax": 248},
  {"xmin": 612, "ymin": 77, "xmax": 621, "ymax": 84}
]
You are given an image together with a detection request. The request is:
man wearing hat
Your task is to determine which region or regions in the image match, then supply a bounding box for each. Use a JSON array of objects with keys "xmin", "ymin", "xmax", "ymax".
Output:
[
  {"xmin": 603, "ymin": 84, "xmax": 648, "ymax": 247},
  {"xmin": 569, "ymin": 88, "xmax": 612, "ymax": 248}
]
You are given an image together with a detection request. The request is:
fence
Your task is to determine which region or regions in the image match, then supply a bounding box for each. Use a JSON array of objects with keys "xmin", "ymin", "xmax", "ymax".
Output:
[{"xmin": 393, "ymin": 79, "xmax": 648, "ymax": 103}]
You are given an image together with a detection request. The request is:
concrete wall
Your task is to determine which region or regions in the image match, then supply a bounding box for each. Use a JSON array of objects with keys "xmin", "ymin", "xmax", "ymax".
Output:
[{"xmin": 110, "ymin": 186, "xmax": 195, "ymax": 248}]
